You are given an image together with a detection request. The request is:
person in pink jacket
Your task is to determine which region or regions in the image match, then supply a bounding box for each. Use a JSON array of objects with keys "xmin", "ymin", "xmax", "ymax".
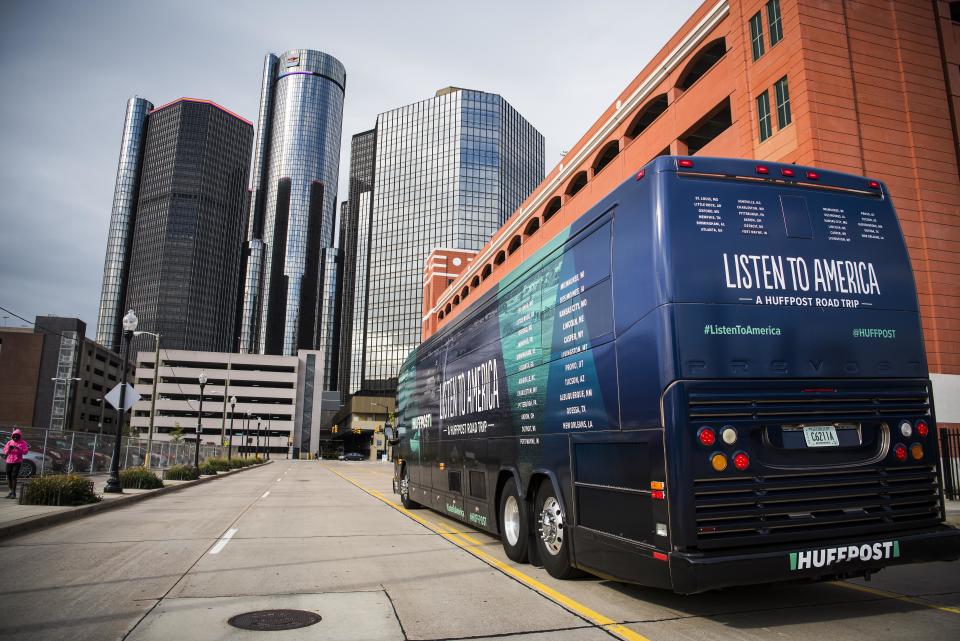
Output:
[{"xmin": 4, "ymin": 429, "xmax": 29, "ymax": 498}]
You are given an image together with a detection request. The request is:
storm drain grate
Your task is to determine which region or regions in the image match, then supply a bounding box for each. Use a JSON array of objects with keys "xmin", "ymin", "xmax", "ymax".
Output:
[{"xmin": 228, "ymin": 609, "xmax": 322, "ymax": 631}]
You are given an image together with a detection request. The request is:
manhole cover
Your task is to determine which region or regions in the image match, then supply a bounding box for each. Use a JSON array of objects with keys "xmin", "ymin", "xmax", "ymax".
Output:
[{"xmin": 228, "ymin": 609, "xmax": 322, "ymax": 631}]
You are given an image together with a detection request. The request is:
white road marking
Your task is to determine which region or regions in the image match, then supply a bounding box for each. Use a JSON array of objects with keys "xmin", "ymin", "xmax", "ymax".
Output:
[
  {"xmin": 277, "ymin": 478, "xmax": 282, "ymax": 482},
  {"xmin": 209, "ymin": 528, "xmax": 238, "ymax": 555},
  {"xmin": 261, "ymin": 491, "xmax": 270, "ymax": 498}
]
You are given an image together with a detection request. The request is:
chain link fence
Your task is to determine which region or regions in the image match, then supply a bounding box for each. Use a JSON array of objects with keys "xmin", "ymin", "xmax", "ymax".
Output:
[{"xmin": 1, "ymin": 426, "xmax": 224, "ymax": 478}]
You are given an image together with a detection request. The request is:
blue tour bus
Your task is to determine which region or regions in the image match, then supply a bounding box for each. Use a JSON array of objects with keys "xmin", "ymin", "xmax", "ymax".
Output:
[{"xmin": 387, "ymin": 156, "xmax": 960, "ymax": 593}]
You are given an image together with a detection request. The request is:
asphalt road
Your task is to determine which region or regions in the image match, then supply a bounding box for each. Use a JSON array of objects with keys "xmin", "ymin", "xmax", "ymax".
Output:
[{"xmin": 0, "ymin": 460, "xmax": 957, "ymax": 641}]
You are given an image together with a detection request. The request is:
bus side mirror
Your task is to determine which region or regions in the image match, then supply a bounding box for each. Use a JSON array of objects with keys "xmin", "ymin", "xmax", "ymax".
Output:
[{"xmin": 384, "ymin": 424, "xmax": 399, "ymax": 445}]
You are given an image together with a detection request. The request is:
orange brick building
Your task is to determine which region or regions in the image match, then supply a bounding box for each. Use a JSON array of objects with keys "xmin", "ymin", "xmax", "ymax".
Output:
[{"xmin": 422, "ymin": 0, "xmax": 960, "ymax": 423}]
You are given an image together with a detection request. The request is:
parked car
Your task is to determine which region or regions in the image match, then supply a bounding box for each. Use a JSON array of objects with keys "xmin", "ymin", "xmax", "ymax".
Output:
[
  {"xmin": 0, "ymin": 430, "xmax": 53, "ymax": 477},
  {"xmin": 342, "ymin": 452, "xmax": 365, "ymax": 461}
]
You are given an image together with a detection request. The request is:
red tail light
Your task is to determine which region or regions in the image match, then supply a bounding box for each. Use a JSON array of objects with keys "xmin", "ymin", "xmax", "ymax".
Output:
[
  {"xmin": 733, "ymin": 451, "xmax": 750, "ymax": 470},
  {"xmin": 893, "ymin": 443, "xmax": 908, "ymax": 462},
  {"xmin": 635, "ymin": 169, "xmax": 646, "ymax": 180},
  {"xmin": 653, "ymin": 551, "xmax": 668, "ymax": 561},
  {"xmin": 781, "ymin": 168, "xmax": 795, "ymax": 177},
  {"xmin": 756, "ymin": 165, "xmax": 769, "ymax": 174},
  {"xmin": 916, "ymin": 420, "xmax": 929, "ymax": 438},
  {"xmin": 868, "ymin": 180, "xmax": 880, "ymax": 189},
  {"xmin": 806, "ymin": 171, "xmax": 820, "ymax": 180},
  {"xmin": 697, "ymin": 427, "xmax": 716, "ymax": 447},
  {"xmin": 678, "ymin": 159, "xmax": 694, "ymax": 168},
  {"xmin": 651, "ymin": 490, "xmax": 665, "ymax": 500}
]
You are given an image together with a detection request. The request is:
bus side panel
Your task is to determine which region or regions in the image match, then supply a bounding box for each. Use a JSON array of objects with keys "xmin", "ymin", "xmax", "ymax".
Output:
[{"xmin": 610, "ymin": 170, "xmax": 667, "ymax": 340}]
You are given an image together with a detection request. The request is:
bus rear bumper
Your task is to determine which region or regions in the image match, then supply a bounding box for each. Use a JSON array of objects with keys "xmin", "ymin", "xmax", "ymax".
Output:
[{"xmin": 669, "ymin": 525, "xmax": 960, "ymax": 594}]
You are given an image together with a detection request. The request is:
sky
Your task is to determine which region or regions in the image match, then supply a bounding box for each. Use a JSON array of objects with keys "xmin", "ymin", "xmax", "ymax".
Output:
[{"xmin": 0, "ymin": 0, "xmax": 700, "ymax": 337}]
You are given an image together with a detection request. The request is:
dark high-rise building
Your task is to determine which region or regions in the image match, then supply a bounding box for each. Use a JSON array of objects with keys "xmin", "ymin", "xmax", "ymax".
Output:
[
  {"xmin": 239, "ymin": 50, "xmax": 346, "ymax": 383},
  {"xmin": 337, "ymin": 130, "xmax": 376, "ymax": 398},
  {"xmin": 96, "ymin": 97, "xmax": 253, "ymax": 353},
  {"xmin": 341, "ymin": 88, "xmax": 544, "ymax": 394}
]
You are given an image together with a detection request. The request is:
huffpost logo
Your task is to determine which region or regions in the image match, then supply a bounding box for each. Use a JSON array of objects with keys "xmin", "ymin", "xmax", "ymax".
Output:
[{"xmin": 789, "ymin": 541, "xmax": 899, "ymax": 570}]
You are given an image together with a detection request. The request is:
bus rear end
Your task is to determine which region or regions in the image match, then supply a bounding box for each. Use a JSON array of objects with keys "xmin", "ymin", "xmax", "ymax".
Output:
[{"xmin": 655, "ymin": 157, "xmax": 960, "ymax": 593}]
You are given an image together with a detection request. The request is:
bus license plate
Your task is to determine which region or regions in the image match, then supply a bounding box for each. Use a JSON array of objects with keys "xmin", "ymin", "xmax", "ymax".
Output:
[{"xmin": 803, "ymin": 425, "xmax": 840, "ymax": 447}]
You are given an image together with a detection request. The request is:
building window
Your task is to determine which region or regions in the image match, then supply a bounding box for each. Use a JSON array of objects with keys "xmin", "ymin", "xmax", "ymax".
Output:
[
  {"xmin": 767, "ymin": 0, "xmax": 783, "ymax": 46},
  {"xmin": 749, "ymin": 12, "xmax": 765, "ymax": 61},
  {"xmin": 775, "ymin": 76, "xmax": 791, "ymax": 128},
  {"xmin": 757, "ymin": 91, "xmax": 773, "ymax": 142}
]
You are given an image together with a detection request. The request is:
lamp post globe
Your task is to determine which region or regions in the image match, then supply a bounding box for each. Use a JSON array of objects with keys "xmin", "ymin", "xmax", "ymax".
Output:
[
  {"xmin": 228, "ymin": 395, "xmax": 237, "ymax": 460},
  {"xmin": 194, "ymin": 370, "xmax": 207, "ymax": 471},
  {"xmin": 105, "ymin": 310, "xmax": 138, "ymax": 493}
]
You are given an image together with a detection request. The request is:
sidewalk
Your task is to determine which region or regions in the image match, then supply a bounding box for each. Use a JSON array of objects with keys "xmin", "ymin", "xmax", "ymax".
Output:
[{"xmin": 0, "ymin": 462, "xmax": 271, "ymax": 539}]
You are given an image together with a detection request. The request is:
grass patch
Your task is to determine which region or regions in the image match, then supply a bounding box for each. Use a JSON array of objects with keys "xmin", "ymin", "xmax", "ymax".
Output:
[
  {"xmin": 164, "ymin": 465, "xmax": 200, "ymax": 481},
  {"xmin": 120, "ymin": 466, "xmax": 164, "ymax": 490},
  {"xmin": 20, "ymin": 474, "xmax": 100, "ymax": 506}
]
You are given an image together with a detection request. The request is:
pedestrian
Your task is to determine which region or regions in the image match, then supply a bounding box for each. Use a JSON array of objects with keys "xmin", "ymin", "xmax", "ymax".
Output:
[{"xmin": 4, "ymin": 429, "xmax": 29, "ymax": 498}]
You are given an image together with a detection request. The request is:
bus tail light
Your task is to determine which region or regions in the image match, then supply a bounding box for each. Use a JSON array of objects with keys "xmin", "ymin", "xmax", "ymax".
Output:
[
  {"xmin": 899, "ymin": 420, "xmax": 912, "ymax": 438},
  {"xmin": 868, "ymin": 180, "xmax": 881, "ymax": 189},
  {"xmin": 651, "ymin": 490, "xmax": 665, "ymax": 500},
  {"xmin": 710, "ymin": 452, "xmax": 728, "ymax": 472},
  {"xmin": 916, "ymin": 420, "xmax": 929, "ymax": 438},
  {"xmin": 653, "ymin": 551, "xmax": 669, "ymax": 561},
  {"xmin": 756, "ymin": 165, "xmax": 769, "ymax": 175},
  {"xmin": 721, "ymin": 426, "xmax": 738, "ymax": 445},
  {"xmin": 781, "ymin": 168, "xmax": 795, "ymax": 177},
  {"xmin": 650, "ymin": 481, "xmax": 665, "ymax": 490},
  {"xmin": 910, "ymin": 443, "xmax": 923, "ymax": 460},
  {"xmin": 635, "ymin": 169, "xmax": 646, "ymax": 180},
  {"xmin": 893, "ymin": 443, "xmax": 908, "ymax": 462},
  {"xmin": 733, "ymin": 451, "xmax": 750, "ymax": 471},
  {"xmin": 678, "ymin": 159, "xmax": 694, "ymax": 168},
  {"xmin": 698, "ymin": 427, "xmax": 716, "ymax": 447}
]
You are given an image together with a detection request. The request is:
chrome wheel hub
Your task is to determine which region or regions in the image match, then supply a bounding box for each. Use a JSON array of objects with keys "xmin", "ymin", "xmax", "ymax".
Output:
[
  {"xmin": 539, "ymin": 496, "xmax": 564, "ymax": 556},
  {"xmin": 503, "ymin": 495, "xmax": 521, "ymax": 546}
]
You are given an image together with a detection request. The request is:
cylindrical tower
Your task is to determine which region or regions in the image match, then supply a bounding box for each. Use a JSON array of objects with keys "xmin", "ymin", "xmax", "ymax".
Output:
[
  {"xmin": 96, "ymin": 96, "xmax": 153, "ymax": 351},
  {"xmin": 239, "ymin": 49, "xmax": 346, "ymax": 361}
]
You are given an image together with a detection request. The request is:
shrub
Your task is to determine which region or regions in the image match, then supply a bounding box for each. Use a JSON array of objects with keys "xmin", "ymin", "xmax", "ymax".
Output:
[
  {"xmin": 199, "ymin": 461, "xmax": 218, "ymax": 475},
  {"xmin": 21, "ymin": 474, "xmax": 100, "ymax": 506},
  {"xmin": 205, "ymin": 458, "xmax": 232, "ymax": 472},
  {"xmin": 229, "ymin": 458, "xmax": 247, "ymax": 469},
  {"xmin": 165, "ymin": 465, "xmax": 199, "ymax": 481},
  {"xmin": 120, "ymin": 466, "xmax": 163, "ymax": 490}
]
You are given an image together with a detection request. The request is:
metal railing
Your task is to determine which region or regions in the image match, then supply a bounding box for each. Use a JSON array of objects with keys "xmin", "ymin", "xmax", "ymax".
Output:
[
  {"xmin": 941, "ymin": 427, "xmax": 960, "ymax": 501},
  {"xmin": 1, "ymin": 426, "xmax": 224, "ymax": 478}
]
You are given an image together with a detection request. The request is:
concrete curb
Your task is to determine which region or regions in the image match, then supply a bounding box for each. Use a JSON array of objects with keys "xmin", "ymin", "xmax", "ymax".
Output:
[{"xmin": 0, "ymin": 460, "xmax": 274, "ymax": 540}]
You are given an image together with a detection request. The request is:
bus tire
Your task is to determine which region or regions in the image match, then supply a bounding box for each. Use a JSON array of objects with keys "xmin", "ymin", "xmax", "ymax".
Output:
[
  {"xmin": 499, "ymin": 478, "xmax": 529, "ymax": 562},
  {"xmin": 400, "ymin": 466, "xmax": 420, "ymax": 509},
  {"xmin": 534, "ymin": 482, "xmax": 581, "ymax": 579}
]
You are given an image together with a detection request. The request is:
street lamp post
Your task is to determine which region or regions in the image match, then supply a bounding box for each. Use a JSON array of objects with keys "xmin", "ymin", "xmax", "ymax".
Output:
[
  {"xmin": 244, "ymin": 413, "xmax": 250, "ymax": 458},
  {"xmin": 194, "ymin": 370, "xmax": 207, "ymax": 470},
  {"xmin": 105, "ymin": 310, "xmax": 137, "ymax": 494},
  {"xmin": 266, "ymin": 417, "xmax": 271, "ymax": 460},
  {"xmin": 256, "ymin": 417, "xmax": 262, "ymax": 459},
  {"xmin": 133, "ymin": 330, "xmax": 160, "ymax": 468},
  {"xmin": 228, "ymin": 396, "xmax": 236, "ymax": 460}
]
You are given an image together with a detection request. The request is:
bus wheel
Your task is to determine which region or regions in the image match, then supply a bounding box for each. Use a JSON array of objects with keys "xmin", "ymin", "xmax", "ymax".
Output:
[
  {"xmin": 400, "ymin": 467, "xmax": 419, "ymax": 509},
  {"xmin": 535, "ymin": 482, "xmax": 579, "ymax": 579},
  {"xmin": 499, "ymin": 478, "xmax": 529, "ymax": 562}
]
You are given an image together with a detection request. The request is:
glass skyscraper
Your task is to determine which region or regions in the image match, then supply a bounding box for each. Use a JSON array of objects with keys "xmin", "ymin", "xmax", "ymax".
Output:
[
  {"xmin": 96, "ymin": 97, "xmax": 153, "ymax": 352},
  {"xmin": 239, "ymin": 50, "xmax": 346, "ymax": 386},
  {"xmin": 349, "ymin": 88, "xmax": 544, "ymax": 392},
  {"xmin": 96, "ymin": 97, "xmax": 253, "ymax": 353},
  {"xmin": 338, "ymin": 130, "xmax": 376, "ymax": 397}
]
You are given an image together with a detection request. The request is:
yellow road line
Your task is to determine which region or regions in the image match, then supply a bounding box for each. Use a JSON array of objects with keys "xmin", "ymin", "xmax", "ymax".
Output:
[
  {"xmin": 835, "ymin": 580, "xmax": 960, "ymax": 615},
  {"xmin": 326, "ymin": 465, "xmax": 653, "ymax": 641}
]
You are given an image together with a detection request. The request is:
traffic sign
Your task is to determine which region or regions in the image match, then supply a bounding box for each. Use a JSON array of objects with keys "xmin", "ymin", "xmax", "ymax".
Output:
[{"xmin": 104, "ymin": 383, "xmax": 141, "ymax": 412}]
